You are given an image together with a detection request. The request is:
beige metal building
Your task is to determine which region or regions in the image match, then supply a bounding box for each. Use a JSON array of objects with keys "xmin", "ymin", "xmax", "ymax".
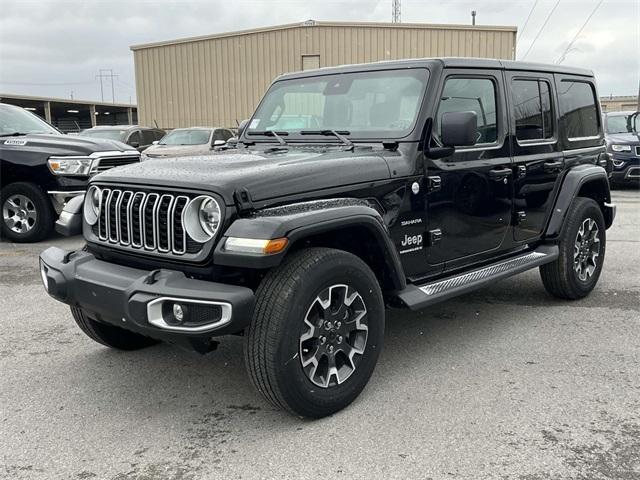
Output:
[
  {"xmin": 600, "ymin": 95, "xmax": 639, "ymax": 112},
  {"xmin": 131, "ymin": 20, "xmax": 517, "ymax": 129}
]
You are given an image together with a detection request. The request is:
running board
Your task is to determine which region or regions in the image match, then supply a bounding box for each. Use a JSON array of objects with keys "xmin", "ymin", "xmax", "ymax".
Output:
[{"xmin": 397, "ymin": 245, "xmax": 559, "ymax": 310}]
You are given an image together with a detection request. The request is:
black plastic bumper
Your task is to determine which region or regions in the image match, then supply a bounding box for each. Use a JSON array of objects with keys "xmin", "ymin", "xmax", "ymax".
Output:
[{"xmin": 39, "ymin": 247, "xmax": 255, "ymax": 347}]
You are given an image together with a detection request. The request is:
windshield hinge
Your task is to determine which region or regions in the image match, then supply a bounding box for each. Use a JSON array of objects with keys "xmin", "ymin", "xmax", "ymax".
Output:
[{"xmin": 234, "ymin": 188, "xmax": 255, "ymax": 214}]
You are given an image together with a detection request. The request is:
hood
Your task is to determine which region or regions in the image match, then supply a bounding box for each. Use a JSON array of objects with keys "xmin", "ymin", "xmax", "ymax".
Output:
[
  {"xmin": 0, "ymin": 133, "xmax": 134, "ymax": 156},
  {"xmin": 143, "ymin": 144, "xmax": 212, "ymax": 157},
  {"xmin": 605, "ymin": 132, "xmax": 640, "ymax": 144},
  {"xmin": 95, "ymin": 146, "xmax": 391, "ymax": 204}
]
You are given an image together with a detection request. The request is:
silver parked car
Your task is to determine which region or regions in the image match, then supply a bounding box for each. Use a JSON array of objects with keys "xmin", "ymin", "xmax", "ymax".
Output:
[{"xmin": 141, "ymin": 127, "xmax": 234, "ymax": 160}]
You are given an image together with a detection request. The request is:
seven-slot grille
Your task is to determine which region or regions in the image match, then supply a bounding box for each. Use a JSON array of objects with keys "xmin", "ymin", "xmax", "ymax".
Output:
[
  {"xmin": 91, "ymin": 155, "xmax": 140, "ymax": 173},
  {"xmin": 93, "ymin": 188, "xmax": 200, "ymax": 256}
]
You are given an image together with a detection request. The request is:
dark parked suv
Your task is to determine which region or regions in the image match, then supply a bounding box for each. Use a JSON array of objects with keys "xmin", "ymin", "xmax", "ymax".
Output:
[
  {"xmin": 79, "ymin": 125, "xmax": 166, "ymax": 152},
  {"xmin": 41, "ymin": 58, "xmax": 615, "ymax": 417},
  {"xmin": 602, "ymin": 110, "xmax": 639, "ymax": 187},
  {"xmin": 0, "ymin": 103, "xmax": 140, "ymax": 242}
]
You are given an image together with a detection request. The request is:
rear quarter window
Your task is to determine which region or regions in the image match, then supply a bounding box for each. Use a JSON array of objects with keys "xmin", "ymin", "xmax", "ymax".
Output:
[{"xmin": 557, "ymin": 80, "xmax": 600, "ymax": 141}]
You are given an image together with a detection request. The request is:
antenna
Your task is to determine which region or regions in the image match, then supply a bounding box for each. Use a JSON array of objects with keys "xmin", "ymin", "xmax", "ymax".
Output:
[{"xmin": 392, "ymin": 0, "xmax": 401, "ymax": 23}]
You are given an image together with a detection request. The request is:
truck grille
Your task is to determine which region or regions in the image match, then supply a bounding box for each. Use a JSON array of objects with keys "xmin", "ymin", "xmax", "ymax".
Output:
[
  {"xmin": 93, "ymin": 188, "xmax": 201, "ymax": 256},
  {"xmin": 91, "ymin": 155, "xmax": 140, "ymax": 173}
]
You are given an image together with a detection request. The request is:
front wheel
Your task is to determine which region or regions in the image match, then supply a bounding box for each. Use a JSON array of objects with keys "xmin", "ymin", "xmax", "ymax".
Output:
[
  {"xmin": 1, "ymin": 182, "xmax": 55, "ymax": 242},
  {"xmin": 244, "ymin": 248, "xmax": 384, "ymax": 418},
  {"xmin": 540, "ymin": 197, "xmax": 606, "ymax": 299}
]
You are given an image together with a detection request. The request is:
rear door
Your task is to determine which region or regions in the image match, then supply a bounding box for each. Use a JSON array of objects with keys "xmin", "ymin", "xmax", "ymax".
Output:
[
  {"xmin": 425, "ymin": 69, "xmax": 513, "ymax": 267},
  {"xmin": 505, "ymin": 71, "xmax": 563, "ymax": 242}
]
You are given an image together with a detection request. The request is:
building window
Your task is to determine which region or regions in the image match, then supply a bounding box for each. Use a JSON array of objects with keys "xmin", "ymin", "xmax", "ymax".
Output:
[{"xmin": 302, "ymin": 55, "xmax": 320, "ymax": 71}]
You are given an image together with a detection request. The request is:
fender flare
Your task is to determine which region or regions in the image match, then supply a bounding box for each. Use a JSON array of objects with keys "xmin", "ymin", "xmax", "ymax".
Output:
[
  {"xmin": 214, "ymin": 199, "xmax": 407, "ymax": 290},
  {"xmin": 545, "ymin": 164, "xmax": 614, "ymax": 240}
]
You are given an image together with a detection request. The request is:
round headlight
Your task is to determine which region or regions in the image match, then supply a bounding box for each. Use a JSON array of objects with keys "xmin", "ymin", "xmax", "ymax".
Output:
[
  {"xmin": 183, "ymin": 196, "xmax": 221, "ymax": 242},
  {"xmin": 84, "ymin": 186, "xmax": 101, "ymax": 225}
]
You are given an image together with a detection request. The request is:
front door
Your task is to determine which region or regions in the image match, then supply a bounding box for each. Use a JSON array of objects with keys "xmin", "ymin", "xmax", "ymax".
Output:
[{"xmin": 425, "ymin": 70, "xmax": 513, "ymax": 268}]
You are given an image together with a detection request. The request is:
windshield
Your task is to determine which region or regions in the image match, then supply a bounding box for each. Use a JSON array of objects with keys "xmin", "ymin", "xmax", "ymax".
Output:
[
  {"xmin": 160, "ymin": 129, "xmax": 211, "ymax": 145},
  {"xmin": 605, "ymin": 114, "xmax": 635, "ymax": 134},
  {"xmin": 0, "ymin": 104, "xmax": 59, "ymax": 136},
  {"xmin": 247, "ymin": 68, "xmax": 429, "ymax": 140},
  {"xmin": 79, "ymin": 129, "xmax": 126, "ymax": 141}
]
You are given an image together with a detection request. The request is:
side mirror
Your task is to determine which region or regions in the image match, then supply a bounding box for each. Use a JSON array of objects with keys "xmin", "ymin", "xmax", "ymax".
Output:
[
  {"xmin": 441, "ymin": 111, "xmax": 478, "ymax": 147},
  {"xmin": 129, "ymin": 141, "xmax": 140, "ymax": 148},
  {"xmin": 237, "ymin": 119, "xmax": 249, "ymax": 138},
  {"xmin": 213, "ymin": 139, "xmax": 226, "ymax": 147},
  {"xmin": 152, "ymin": 140, "xmax": 159, "ymax": 145}
]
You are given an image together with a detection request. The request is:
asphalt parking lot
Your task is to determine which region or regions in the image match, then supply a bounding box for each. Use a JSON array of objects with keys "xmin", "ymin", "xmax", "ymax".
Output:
[{"xmin": 1, "ymin": 189, "xmax": 638, "ymax": 480}]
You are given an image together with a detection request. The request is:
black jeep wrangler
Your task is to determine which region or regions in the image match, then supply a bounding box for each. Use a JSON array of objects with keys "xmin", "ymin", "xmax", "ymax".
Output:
[{"xmin": 40, "ymin": 58, "xmax": 615, "ymax": 418}]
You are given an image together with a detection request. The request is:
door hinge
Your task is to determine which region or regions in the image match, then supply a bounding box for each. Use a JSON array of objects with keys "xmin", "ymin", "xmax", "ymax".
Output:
[
  {"xmin": 427, "ymin": 176, "xmax": 441, "ymax": 193},
  {"xmin": 429, "ymin": 228, "xmax": 442, "ymax": 246}
]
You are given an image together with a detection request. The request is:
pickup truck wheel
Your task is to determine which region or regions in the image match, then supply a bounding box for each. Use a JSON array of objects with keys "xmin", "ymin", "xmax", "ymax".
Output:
[
  {"xmin": 71, "ymin": 306, "xmax": 159, "ymax": 350},
  {"xmin": 540, "ymin": 197, "xmax": 606, "ymax": 299},
  {"xmin": 245, "ymin": 247, "xmax": 384, "ymax": 418},
  {"xmin": 1, "ymin": 182, "xmax": 54, "ymax": 242}
]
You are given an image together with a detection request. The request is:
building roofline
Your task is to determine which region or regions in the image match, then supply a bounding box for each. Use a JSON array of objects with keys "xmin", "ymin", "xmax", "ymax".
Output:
[
  {"xmin": 130, "ymin": 20, "xmax": 517, "ymax": 51},
  {"xmin": 0, "ymin": 92, "xmax": 136, "ymax": 108}
]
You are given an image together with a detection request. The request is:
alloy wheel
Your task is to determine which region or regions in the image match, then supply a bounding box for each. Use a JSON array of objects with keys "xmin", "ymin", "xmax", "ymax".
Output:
[
  {"xmin": 2, "ymin": 194, "xmax": 37, "ymax": 234},
  {"xmin": 574, "ymin": 217, "xmax": 600, "ymax": 282},
  {"xmin": 299, "ymin": 284, "xmax": 369, "ymax": 388}
]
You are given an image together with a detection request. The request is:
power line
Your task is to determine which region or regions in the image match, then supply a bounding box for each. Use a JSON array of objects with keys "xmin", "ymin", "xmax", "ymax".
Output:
[
  {"xmin": 555, "ymin": 0, "xmax": 604, "ymax": 63},
  {"xmin": 517, "ymin": 0, "xmax": 539, "ymax": 41},
  {"xmin": 521, "ymin": 0, "xmax": 561, "ymax": 60},
  {"xmin": 0, "ymin": 80, "xmax": 97, "ymax": 86}
]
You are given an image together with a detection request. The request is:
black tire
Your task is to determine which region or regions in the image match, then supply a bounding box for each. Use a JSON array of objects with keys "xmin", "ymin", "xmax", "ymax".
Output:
[
  {"xmin": 540, "ymin": 197, "xmax": 606, "ymax": 299},
  {"xmin": 71, "ymin": 306, "xmax": 159, "ymax": 350},
  {"xmin": 1, "ymin": 182, "xmax": 55, "ymax": 242},
  {"xmin": 245, "ymin": 247, "xmax": 384, "ymax": 418}
]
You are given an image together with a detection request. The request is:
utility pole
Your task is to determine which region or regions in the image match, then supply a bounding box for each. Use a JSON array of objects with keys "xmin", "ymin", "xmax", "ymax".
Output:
[
  {"xmin": 471, "ymin": 10, "xmax": 476, "ymax": 25},
  {"xmin": 392, "ymin": 0, "xmax": 401, "ymax": 23},
  {"xmin": 95, "ymin": 69, "xmax": 119, "ymax": 103}
]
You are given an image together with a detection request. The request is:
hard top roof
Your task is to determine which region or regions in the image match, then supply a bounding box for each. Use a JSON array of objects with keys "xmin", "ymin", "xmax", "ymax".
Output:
[{"xmin": 277, "ymin": 57, "xmax": 593, "ymax": 81}]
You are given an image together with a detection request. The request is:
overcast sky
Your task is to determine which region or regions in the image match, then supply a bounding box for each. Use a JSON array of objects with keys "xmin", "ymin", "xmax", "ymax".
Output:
[{"xmin": 0, "ymin": 0, "xmax": 638, "ymax": 104}]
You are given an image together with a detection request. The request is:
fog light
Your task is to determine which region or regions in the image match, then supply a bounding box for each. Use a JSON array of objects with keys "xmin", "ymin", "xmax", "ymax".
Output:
[
  {"xmin": 40, "ymin": 262, "xmax": 49, "ymax": 291},
  {"xmin": 172, "ymin": 303, "xmax": 186, "ymax": 323}
]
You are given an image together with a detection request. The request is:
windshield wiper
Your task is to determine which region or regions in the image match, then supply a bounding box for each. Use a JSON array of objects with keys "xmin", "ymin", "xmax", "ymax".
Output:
[
  {"xmin": 300, "ymin": 130, "xmax": 353, "ymax": 148},
  {"xmin": 248, "ymin": 130, "xmax": 288, "ymax": 146},
  {"xmin": 0, "ymin": 132, "xmax": 30, "ymax": 137}
]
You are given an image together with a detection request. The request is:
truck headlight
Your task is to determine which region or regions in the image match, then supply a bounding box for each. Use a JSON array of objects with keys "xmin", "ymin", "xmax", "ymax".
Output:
[
  {"xmin": 83, "ymin": 186, "xmax": 101, "ymax": 225},
  {"xmin": 48, "ymin": 156, "xmax": 94, "ymax": 176},
  {"xmin": 183, "ymin": 195, "xmax": 221, "ymax": 242},
  {"xmin": 610, "ymin": 144, "xmax": 631, "ymax": 152}
]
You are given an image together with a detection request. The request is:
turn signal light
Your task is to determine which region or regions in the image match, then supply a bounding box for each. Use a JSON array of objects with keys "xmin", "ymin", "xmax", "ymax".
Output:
[{"xmin": 224, "ymin": 237, "xmax": 289, "ymax": 255}]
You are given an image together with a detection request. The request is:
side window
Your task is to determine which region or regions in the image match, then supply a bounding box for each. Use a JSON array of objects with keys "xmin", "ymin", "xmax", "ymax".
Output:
[
  {"xmin": 221, "ymin": 129, "xmax": 233, "ymax": 141},
  {"xmin": 128, "ymin": 130, "xmax": 142, "ymax": 145},
  {"xmin": 141, "ymin": 129, "xmax": 156, "ymax": 145},
  {"xmin": 437, "ymin": 77, "xmax": 498, "ymax": 144},
  {"xmin": 512, "ymin": 79, "xmax": 554, "ymax": 141},
  {"xmin": 212, "ymin": 129, "xmax": 226, "ymax": 142},
  {"xmin": 558, "ymin": 80, "xmax": 599, "ymax": 140}
]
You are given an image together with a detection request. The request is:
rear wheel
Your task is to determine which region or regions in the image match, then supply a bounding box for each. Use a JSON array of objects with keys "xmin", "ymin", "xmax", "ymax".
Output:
[
  {"xmin": 540, "ymin": 197, "xmax": 606, "ymax": 299},
  {"xmin": 71, "ymin": 306, "xmax": 159, "ymax": 350},
  {"xmin": 1, "ymin": 182, "xmax": 54, "ymax": 242},
  {"xmin": 245, "ymin": 248, "xmax": 384, "ymax": 418}
]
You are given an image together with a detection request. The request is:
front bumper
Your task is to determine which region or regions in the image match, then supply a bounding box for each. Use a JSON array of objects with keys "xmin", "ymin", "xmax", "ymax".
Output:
[
  {"xmin": 48, "ymin": 190, "xmax": 86, "ymax": 214},
  {"xmin": 39, "ymin": 247, "xmax": 255, "ymax": 348},
  {"xmin": 610, "ymin": 165, "xmax": 640, "ymax": 185}
]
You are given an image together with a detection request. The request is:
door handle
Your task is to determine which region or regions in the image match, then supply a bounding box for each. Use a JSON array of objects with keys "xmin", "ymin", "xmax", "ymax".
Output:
[
  {"xmin": 543, "ymin": 160, "xmax": 563, "ymax": 172},
  {"xmin": 489, "ymin": 167, "xmax": 513, "ymax": 180}
]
